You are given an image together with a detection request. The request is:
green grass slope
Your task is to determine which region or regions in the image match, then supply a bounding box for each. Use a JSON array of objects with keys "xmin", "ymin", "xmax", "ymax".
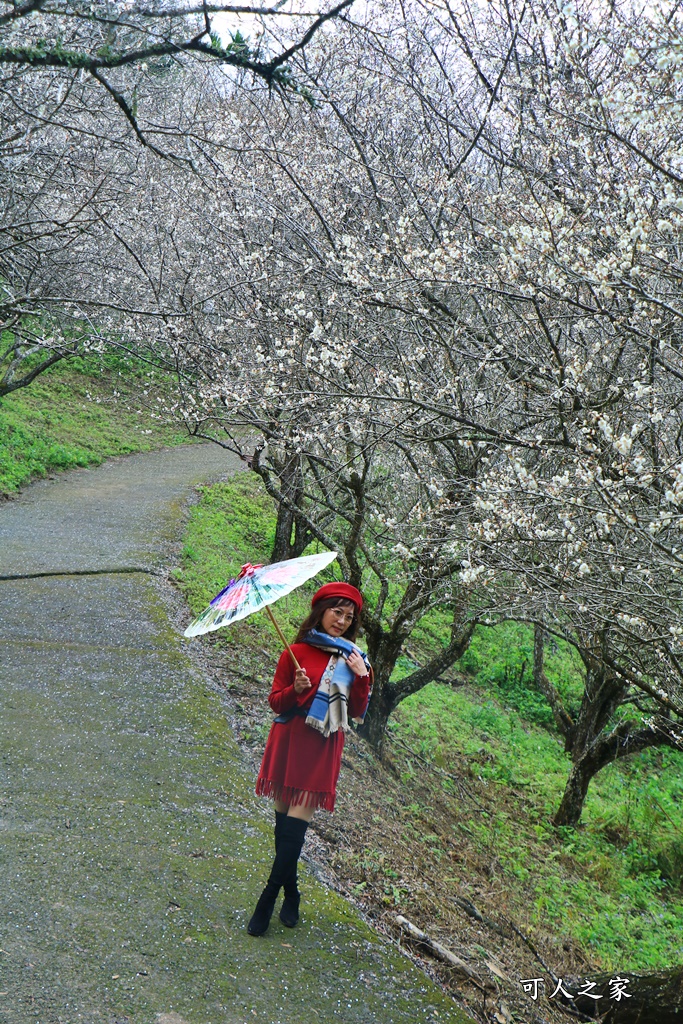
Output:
[{"xmin": 0, "ymin": 356, "xmax": 190, "ymax": 496}]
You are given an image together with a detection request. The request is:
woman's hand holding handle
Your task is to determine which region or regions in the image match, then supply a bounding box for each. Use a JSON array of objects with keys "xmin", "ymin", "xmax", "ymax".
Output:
[{"xmin": 294, "ymin": 668, "xmax": 312, "ymax": 694}]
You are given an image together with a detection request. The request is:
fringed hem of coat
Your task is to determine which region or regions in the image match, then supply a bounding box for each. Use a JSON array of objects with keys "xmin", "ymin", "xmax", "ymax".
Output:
[{"xmin": 255, "ymin": 777, "xmax": 336, "ymax": 813}]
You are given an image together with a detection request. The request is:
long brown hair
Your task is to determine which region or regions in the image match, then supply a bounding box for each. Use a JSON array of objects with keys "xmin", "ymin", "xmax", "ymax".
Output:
[{"xmin": 294, "ymin": 596, "xmax": 360, "ymax": 643}]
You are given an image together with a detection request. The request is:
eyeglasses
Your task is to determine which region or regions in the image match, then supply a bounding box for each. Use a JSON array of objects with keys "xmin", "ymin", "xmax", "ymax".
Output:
[{"xmin": 330, "ymin": 607, "xmax": 355, "ymax": 625}]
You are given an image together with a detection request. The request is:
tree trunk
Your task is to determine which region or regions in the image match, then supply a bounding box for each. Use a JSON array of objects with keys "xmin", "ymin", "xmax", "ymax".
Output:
[
  {"xmin": 356, "ymin": 641, "xmax": 403, "ymax": 755},
  {"xmin": 271, "ymin": 502, "xmax": 296, "ymax": 563},
  {"xmin": 358, "ymin": 617, "xmax": 475, "ymax": 754},
  {"xmin": 569, "ymin": 967, "xmax": 683, "ymax": 1023},
  {"xmin": 291, "ymin": 514, "xmax": 314, "ymax": 558},
  {"xmin": 533, "ymin": 624, "xmax": 574, "ymax": 743},
  {"xmin": 552, "ymin": 755, "xmax": 596, "ymax": 827},
  {"xmin": 268, "ymin": 454, "xmax": 313, "ymax": 562},
  {"xmin": 356, "ymin": 688, "xmax": 394, "ymax": 753},
  {"xmin": 549, "ymin": 651, "xmax": 625, "ymax": 827}
]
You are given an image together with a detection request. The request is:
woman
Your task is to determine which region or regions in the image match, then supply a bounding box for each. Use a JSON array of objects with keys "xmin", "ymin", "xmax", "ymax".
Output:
[{"xmin": 248, "ymin": 582, "xmax": 372, "ymax": 936}]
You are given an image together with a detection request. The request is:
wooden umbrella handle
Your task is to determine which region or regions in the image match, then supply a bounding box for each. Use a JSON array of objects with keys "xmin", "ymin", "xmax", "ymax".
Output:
[{"xmin": 265, "ymin": 605, "xmax": 301, "ymax": 670}]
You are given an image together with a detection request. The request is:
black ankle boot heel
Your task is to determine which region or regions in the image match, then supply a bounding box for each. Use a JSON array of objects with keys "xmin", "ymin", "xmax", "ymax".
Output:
[
  {"xmin": 279, "ymin": 891, "xmax": 300, "ymax": 928},
  {"xmin": 247, "ymin": 882, "xmax": 279, "ymax": 936}
]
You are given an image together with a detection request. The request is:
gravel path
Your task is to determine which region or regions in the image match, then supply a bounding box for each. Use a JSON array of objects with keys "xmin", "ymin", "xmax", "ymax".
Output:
[{"xmin": 0, "ymin": 447, "xmax": 473, "ymax": 1024}]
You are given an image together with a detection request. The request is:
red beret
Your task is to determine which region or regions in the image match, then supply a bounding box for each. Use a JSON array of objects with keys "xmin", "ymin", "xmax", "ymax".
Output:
[{"xmin": 312, "ymin": 582, "xmax": 363, "ymax": 612}]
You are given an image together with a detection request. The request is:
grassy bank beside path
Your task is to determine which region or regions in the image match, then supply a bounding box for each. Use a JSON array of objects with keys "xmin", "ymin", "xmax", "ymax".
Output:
[
  {"xmin": 178, "ymin": 471, "xmax": 683, "ymax": 1024},
  {"xmin": 0, "ymin": 356, "xmax": 189, "ymax": 497}
]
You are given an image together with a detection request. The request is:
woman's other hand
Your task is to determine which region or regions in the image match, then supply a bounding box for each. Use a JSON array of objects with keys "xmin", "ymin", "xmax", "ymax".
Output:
[
  {"xmin": 294, "ymin": 668, "xmax": 312, "ymax": 694},
  {"xmin": 346, "ymin": 650, "xmax": 369, "ymax": 677}
]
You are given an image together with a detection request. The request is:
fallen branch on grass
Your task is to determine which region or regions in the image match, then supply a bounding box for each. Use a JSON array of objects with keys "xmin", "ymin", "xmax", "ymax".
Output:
[
  {"xmin": 394, "ymin": 915, "xmax": 493, "ymax": 991},
  {"xmin": 452, "ymin": 895, "xmax": 513, "ymax": 939},
  {"xmin": 507, "ymin": 923, "xmax": 595, "ymax": 1022}
]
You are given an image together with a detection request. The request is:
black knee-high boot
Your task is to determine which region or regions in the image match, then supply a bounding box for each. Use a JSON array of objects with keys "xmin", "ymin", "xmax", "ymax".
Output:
[
  {"xmin": 279, "ymin": 817, "xmax": 309, "ymax": 928},
  {"xmin": 247, "ymin": 867, "xmax": 280, "ymax": 937},
  {"xmin": 247, "ymin": 815, "xmax": 282, "ymax": 937},
  {"xmin": 274, "ymin": 809, "xmax": 287, "ymax": 852},
  {"xmin": 248, "ymin": 814, "xmax": 307, "ymax": 936}
]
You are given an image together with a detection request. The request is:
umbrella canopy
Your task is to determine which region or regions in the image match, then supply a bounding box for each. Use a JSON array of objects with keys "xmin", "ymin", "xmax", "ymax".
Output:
[{"xmin": 183, "ymin": 550, "xmax": 338, "ymax": 638}]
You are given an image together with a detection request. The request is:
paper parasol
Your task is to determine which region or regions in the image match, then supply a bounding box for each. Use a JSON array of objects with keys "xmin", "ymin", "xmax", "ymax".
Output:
[{"xmin": 183, "ymin": 551, "xmax": 338, "ymax": 667}]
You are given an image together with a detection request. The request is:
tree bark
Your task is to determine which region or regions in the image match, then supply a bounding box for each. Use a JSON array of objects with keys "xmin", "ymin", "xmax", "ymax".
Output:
[
  {"xmin": 552, "ymin": 754, "xmax": 596, "ymax": 827},
  {"xmin": 269, "ymin": 453, "xmax": 313, "ymax": 562},
  {"xmin": 569, "ymin": 967, "xmax": 683, "ymax": 1023},
  {"xmin": 357, "ymin": 685, "xmax": 395, "ymax": 751},
  {"xmin": 553, "ymin": 713, "xmax": 683, "ymax": 827},
  {"xmin": 358, "ymin": 617, "xmax": 475, "ymax": 754},
  {"xmin": 271, "ymin": 502, "xmax": 296, "ymax": 564},
  {"xmin": 356, "ymin": 633, "xmax": 404, "ymax": 753},
  {"xmin": 533, "ymin": 624, "xmax": 574, "ymax": 744}
]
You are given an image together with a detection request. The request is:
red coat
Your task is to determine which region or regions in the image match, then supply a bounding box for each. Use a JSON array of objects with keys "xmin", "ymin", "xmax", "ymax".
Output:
[{"xmin": 255, "ymin": 642, "xmax": 371, "ymax": 813}]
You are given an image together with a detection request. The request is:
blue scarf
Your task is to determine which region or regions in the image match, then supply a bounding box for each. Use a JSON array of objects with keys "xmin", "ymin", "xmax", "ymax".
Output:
[{"xmin": 303, "ymin": 629, "xmax": 372, "ymax": 736}]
